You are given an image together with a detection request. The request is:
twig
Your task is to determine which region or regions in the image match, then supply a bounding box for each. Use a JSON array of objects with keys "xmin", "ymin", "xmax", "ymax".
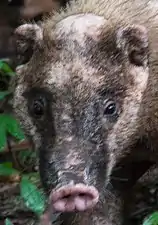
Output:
[
  {"xmin": 0, "ymin": 140, "xmax": 32, "ymax": 154},
  {"xmin": 0, "ymin": 182, "xmax": 18, "ymax": 194}
]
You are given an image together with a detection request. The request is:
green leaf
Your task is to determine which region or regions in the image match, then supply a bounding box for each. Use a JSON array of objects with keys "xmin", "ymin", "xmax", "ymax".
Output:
[
  {"xmin": 2, "ymin": 162, "xmax": 13, "ymax": 168},
  {"xmin": 0, "ymin": 163, "xmax": 19, "ymax": 176},
  {"xmin": 23, "ymin": 172, "xmax": 40, "ymax": 185},
  {"xmin": 18, "ymin": 150, "xmax": 37, "ymax": 165},
  {"xmin": 0, "ymin": 114, "xmax": 25, "ymax": 141},
  {"xmin": 5, "ymin": 115, "xmax": 25, "ymax": 140},
  {"xmin": 143, "ymin": 212, "xmax": 158, "ymax": 225},
  {"xmin": 0, "ymin": 61, "xmax": 16, "ymax": 76},
  {"xmin": 0, "ymin": 114, "xmax": 25, "ymax": 151},
  {"xmin": 20, "ymin": 176, "xmax": 46, "ymax": 216},
  {"xmin": 0, "ymin": 91, "xmax": 11, "ymax": 100},
  {"xmin": 0, "ymin": 123, "xmax": 7, "ymax": 151},
  {"xmin": 5, "ymin": 218, "xmax": 14, "ymax": 225}
]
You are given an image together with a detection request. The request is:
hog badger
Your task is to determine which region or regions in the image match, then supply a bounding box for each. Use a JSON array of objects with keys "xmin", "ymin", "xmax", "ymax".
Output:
[{"xmin": 12, "ymin": 0, "xmax": 158, "ymax": 224}]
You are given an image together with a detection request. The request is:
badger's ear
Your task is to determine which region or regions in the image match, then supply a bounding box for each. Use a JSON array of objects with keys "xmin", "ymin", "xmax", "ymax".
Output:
[
  {"xmin": 13, "ymin": 24, "xmax": 43, "ymax": 66},
  {"xmin": 116, "ymin": 25, "xmax": 149, "ymax": 67}
]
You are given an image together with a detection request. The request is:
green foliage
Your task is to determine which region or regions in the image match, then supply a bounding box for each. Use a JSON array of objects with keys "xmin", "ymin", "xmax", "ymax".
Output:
[
  {"xmin": 0, "ymin": 60, "xmax": 15, "ymax": 99},
  {"xmin": 0, "ymin": 60, "xmax": 25, "ymax": 151},
  {"xmin": 23, "ymin": 172, "xmax": 40, "ymax": 185},
  {"xmin": 5, "ymin": 114, "xmax": 25, "ymax": 140},
  {"xmin": 5, "ymin": 218, "xmax": 14, "ymax": 225},
  {"xmin": 0, "ymin": 122, "xmax": 7, "ymax": 150},
  {"xmin": 143, "ymin": 212, "xmax": 158, "ymax": 225},
  {"xmin": 18, "ymin": 149, "xmax": 37, "ymax": 166},
  {"xmin": 20, "ymin": 176, "xmax": 46, "ymax": 216},
  {"xmin": 0, "ymin": 114, "xmax": 25, "ymax": 151},
  {"xmin": 0, "ymin": 163, "xmax": 19, "ymax": 176},
  {"xmin": 0, "ymin": 61, "xmax": 48, "ymax": 224},
  {"xmin": 0, "ymin": 162, "xmax": 47, "ymax": 224},
  {"xmin": 0, "ymin": 91, "xmax": 11, "ymax": 100},
  {"xmin": 0, "ymin": 60, "xmax": 16, "ymax": 77}
]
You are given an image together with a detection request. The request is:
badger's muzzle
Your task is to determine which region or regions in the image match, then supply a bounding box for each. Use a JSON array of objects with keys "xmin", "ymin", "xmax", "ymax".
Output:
[{"xmin": 50, "ymin": 183, "xmax": 99, "ymax": 212}]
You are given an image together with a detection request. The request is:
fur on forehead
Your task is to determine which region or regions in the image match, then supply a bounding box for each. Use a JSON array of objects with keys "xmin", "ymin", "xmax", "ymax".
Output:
[{"xmin": 49, "ymin": 13, "xmax": 106, "ymax": 42}]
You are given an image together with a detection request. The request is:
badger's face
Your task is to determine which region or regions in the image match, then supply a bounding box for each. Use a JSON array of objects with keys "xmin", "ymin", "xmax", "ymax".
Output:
[{"xmin": 13, "ymin": 14, "xmax": 149, "ymax": 211}]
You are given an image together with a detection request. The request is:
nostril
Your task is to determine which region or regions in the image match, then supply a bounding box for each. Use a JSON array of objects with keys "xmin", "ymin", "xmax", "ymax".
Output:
[
  {"xmin": 63, "ymin": 194, "xmax": 71, "ymax": 199},
  {"xmin": 79, "ymin": 193, "xmax": 86, "ymax": 197},
  {"xmin": 50, "ymin": 183, "xmax": 99, "ymax": 212},
  {"xmin": 62, "ymin": 192, "xmax": 91, "ymax": 200}
]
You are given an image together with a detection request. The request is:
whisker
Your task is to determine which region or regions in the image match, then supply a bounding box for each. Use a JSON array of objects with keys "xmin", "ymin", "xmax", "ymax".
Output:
[{"xmin": 111, "ymin": 176, "xmax": 129, "ymax": 182}]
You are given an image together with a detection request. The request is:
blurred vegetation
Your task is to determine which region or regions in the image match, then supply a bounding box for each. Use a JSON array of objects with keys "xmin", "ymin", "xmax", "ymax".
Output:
[{"xmin": 0, "ymin": 60, "xmax": 47, "ymax": 225}]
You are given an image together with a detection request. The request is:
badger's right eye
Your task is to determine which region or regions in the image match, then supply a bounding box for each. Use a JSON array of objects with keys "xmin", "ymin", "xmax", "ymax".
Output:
[
  {"xmin": 31, "ymin": 97, "xmax": 45, "ymax": 119},
  {"xmin": 103, "ymin": 100, "xmax": 117, "ymax": 116}
]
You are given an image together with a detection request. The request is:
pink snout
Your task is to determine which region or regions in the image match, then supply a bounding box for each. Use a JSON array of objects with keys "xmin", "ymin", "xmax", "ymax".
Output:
[{"xmin": 50, "ymin": 183, "xmax": 99, "ymax": 212}]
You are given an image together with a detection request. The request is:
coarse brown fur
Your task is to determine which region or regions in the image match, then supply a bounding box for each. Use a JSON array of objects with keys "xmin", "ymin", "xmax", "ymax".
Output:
[{"xmin": 11, "ymin": 0, "xmax": 158, "ymax": 224}]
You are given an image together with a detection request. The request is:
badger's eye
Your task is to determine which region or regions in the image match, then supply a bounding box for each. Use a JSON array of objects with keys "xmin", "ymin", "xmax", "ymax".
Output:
[
  {"xmin": 104, "ymin": 100, "xmax": 117, "ymax": 116},
  {"xmin": 31, "ymin": 98, "xmax": 45, "ymax": 118}
]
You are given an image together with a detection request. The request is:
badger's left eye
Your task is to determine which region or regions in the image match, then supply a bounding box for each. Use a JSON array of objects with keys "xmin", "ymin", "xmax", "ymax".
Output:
[
  {"xmin": 103, "ymin": 100, "xmax": 117, "ymax": 116},
  {"xmin": 30, "ymin": 97, "xmax": 46, "ymax": 119}
]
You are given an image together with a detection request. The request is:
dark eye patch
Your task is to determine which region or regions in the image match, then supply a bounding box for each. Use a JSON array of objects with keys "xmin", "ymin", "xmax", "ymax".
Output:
[
  {"xmin": 30, "ymin": 97, "xmax": 46, "ymax": 119},
  {"xmin": 23, "ymin": 87, "xmax": 52, "ymax": 100},
  {"xmin": 23, "ymin": 87, "xmax": 53, "ymax": 120}
]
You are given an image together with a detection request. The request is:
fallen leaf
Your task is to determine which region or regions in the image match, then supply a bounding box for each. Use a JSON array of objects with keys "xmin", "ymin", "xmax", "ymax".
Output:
[
  {"xmin": 0, "ymin": 114, "xmax": 25, "ymax": 151},
  {"xmin": 143, "ymin": 212, "xmax": 158, "ymax": 225},
  {"xmin": 20, "ymin": 176, "xmax": 46, "ymax": 216},
  {"xmin": 0, "ymin": 163, "xmax": 19, "ymax": 176},
  {"xmin": 5, "ymin": 218, "xmax": 14, "ymax": 225}
]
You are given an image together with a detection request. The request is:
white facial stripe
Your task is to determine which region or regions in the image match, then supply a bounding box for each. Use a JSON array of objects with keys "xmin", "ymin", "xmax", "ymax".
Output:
[{"xmin": 55, "ymin": 13, "xmax": 105, "ymax": 43}]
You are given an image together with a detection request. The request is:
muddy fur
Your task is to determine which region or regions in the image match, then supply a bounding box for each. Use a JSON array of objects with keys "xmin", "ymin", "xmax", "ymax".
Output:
[{"xmin": 11, "ymin": 0, "xmax": 158, "ymax": 224}]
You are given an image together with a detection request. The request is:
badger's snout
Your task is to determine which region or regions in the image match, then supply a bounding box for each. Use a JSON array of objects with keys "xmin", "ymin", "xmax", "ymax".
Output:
[{"xmin": 49, "ymin": 183, "xmax": 99, "ymax": 212}]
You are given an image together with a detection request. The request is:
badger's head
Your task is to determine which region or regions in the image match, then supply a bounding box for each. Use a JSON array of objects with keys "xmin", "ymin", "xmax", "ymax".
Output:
[{"xmin": 12, "ymin": 14, "xmax": 149, "ymax": 214}]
